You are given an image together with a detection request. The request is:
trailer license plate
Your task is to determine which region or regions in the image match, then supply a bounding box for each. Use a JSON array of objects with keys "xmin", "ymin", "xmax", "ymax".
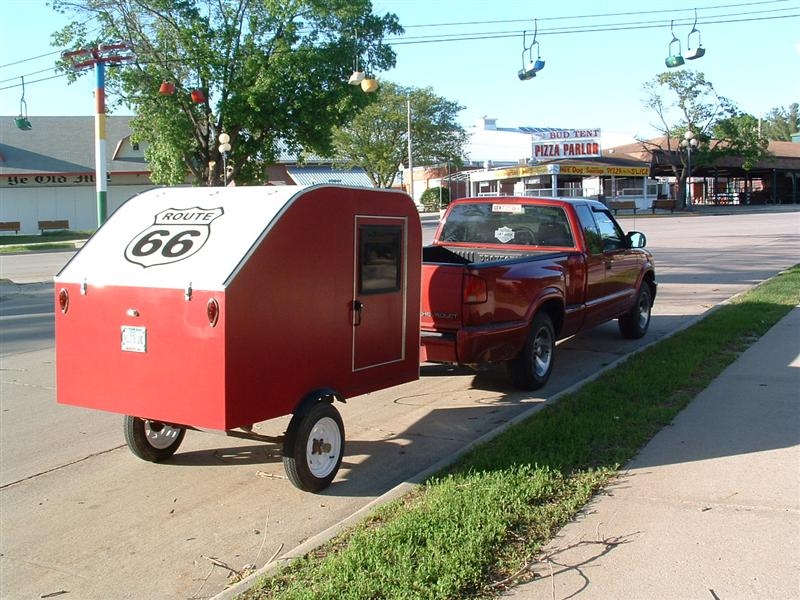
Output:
[{"xmin": 121, "ymin": 326, "xmax": 147, "ymax": 352}]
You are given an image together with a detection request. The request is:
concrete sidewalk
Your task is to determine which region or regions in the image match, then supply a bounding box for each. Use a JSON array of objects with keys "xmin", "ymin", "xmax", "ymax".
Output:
[{"xmin": 507, "ymin": 307, "xmax": 800, "ymax": 599}]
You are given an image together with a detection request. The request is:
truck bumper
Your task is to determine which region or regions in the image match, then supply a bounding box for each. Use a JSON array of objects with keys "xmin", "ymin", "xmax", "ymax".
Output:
[{"xmin": 420, "ymin": 320, "xmax": 529, "ymax": 365}]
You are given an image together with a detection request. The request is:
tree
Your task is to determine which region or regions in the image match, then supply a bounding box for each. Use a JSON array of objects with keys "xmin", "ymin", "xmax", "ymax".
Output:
[
  {"xmin": 420, "ymin": 186, "xmax": 449, "ymax": 211},
  {"xmin": 331, "ymin": 82, "xmax": 468, "ymax": 188},
  {"xmin": 51, "ymin": 0, "xmax": 402, "ymax": 185},
  {"xmin": 641, "ymin": 70, "xmax": 769, "ymax": 208},
  {"xmin": 712, "ymin": 113, "xmax": 769, "ymax": 170},
  {"xmin": 762, "ymin": 103, "xmax": 799, "ymax": 141}
]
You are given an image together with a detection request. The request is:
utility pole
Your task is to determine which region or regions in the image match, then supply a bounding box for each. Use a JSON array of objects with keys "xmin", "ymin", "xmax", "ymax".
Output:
[
  {"xmin": 62, "ymin": 43, "xmax": 135, "ymax": 226},
  {"xmin": 407, "ymin": 98, "xmax": 414, "ymax": 203}
]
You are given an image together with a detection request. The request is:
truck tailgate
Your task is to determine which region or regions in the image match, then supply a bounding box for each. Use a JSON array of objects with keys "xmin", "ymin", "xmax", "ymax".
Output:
[{"xmin": 420, "ymin": 263, "xmax": 463, "ymax": 331}]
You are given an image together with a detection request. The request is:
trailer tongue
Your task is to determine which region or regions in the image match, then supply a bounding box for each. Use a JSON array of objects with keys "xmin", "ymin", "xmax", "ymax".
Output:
[{"xmin": 55, "ymin": 184, "xmax": 421, "ymax": 492}]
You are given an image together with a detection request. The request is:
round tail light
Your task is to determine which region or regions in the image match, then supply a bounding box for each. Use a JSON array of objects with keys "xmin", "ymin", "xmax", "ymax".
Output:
[
  {"xmin": 206, "ymin": 298, "xmax": 220, "ymax": 327},
  {"xmin": 58, "ymin": 288, "xmax": 69, "ymax": 314}
]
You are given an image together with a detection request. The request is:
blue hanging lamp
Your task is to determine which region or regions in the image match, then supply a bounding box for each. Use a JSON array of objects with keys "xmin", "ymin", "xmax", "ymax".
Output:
[
  {"xmin": 518, "ymin": 20, "xmax": 545, "ymax": 81},
  {"xmin": 685, "ymin": 9, "xmax": 706, "ymax": 60},
  {"xmin": 15, "ymin": 76, "xmax": 32, "ymax": 131},
  {"xmin": 665, "ymin": 20, "xmax": 685, "ymax": 68}
]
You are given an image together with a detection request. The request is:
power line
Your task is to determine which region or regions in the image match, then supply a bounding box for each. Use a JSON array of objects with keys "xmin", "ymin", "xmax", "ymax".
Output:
[
  {"xmin": 0, "ymin": 3, "xmax": 796, "ymax": 93},
  {"xmin": 0, "ymin": 50, "xmax": 63, "ymax": 69},
  {"xmin": 2, "ymin": 0, "xmax": 790, "ymax": 71},
  {"xmin": 398, "ymin": 0, "xmax": 794, "ymax": 29},
  {"xmin": 392, "ymin": 12, "xmax": 799, "ymax": 45}
]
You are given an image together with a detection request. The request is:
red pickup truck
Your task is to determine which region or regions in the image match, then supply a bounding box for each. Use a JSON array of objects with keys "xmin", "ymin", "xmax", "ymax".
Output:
[{"xmin": 420, "ymin": 196, "xmax": 656, "ymax": 390}]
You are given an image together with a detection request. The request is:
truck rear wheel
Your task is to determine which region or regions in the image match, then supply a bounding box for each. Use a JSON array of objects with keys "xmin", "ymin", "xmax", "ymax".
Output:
[
  {"xmin": 123, "ymin": 416, "xmax": 185, "ymax": 462},
  {"xmin": 507, "ymin": 312, "xmax": 555, "ymax": 390},
  {"xmin": 618, "ymin": 284, "xmax": 652, "ymax": 339},
  {"xmin": 283, "ymin": 402, "xmax": 345, "ymax": 493}
]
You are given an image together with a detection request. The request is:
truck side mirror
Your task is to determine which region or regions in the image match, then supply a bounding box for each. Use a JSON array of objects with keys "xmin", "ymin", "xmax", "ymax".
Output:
[{"xmin": 627, "ymin": 231, "xmax": 646, "ymax": 248}]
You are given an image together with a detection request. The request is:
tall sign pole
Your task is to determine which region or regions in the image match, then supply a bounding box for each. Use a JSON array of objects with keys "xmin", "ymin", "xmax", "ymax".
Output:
[
  {"xmin": 407, "ymin": 98, "xmax": 414, "ymax": 202},
  {"xmin": 94, "ymin": 60, "xmax": 108, "ymax": 224},
  {"xmin": 62, "ymin": 43, "xmax": 134, "ymax": 227}
]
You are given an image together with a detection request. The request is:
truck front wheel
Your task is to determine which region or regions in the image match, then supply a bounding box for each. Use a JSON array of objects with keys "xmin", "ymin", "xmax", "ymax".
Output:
[
  {"xmin": 507, "ymin": 312, "xmax": 555, "ymax": 390},
  {"xmin": 123, "ymin": 416, "xmax": 185, "ymax": 462},
  {"xmin": 283, "ymin": 402, "xmax": 345, "ymax": 493},
  {"xmin": 618, "ymin": 284, "xmax": 652, "ymax": 339}
]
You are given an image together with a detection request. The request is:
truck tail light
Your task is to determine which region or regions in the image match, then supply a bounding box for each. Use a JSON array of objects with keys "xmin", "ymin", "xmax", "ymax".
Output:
[
  {"xmin": 206, "ymin": 298, "xmax": 220, "ymax": 327},
  {"xmin": 58, "ymin": 288, "xmax": 69, "ymax": 314},
  {"xmin": 463, "ymin": 273, "xmax": 487, "ymax": 304}
]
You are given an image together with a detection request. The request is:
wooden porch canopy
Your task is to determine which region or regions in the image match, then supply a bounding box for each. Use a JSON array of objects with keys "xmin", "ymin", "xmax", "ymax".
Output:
[{"xmin": 605, "ymin": 139, "xmax": 800, "ymax": 204}]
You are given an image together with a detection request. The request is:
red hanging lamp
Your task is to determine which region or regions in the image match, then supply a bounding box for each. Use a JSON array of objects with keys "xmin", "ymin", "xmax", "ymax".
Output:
[
  {"xmin": 190, "ymin": 88, "xmax": 206, "ymax": 103},
  {"xmin": 159, "ymin": 81, "xmax": 175, "ymax": 95}
]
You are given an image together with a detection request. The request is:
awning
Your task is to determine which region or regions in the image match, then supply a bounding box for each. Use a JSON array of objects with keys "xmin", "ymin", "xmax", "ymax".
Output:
[{"xmin": 286, "ymin": 166, "xmax": 374, "ymax": 188}]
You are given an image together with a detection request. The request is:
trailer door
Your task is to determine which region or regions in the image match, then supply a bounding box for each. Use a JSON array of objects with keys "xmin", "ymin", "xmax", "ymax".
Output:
[{"xmin": 352, "ymin": 216, "xmax": 408, "ymax": 371}]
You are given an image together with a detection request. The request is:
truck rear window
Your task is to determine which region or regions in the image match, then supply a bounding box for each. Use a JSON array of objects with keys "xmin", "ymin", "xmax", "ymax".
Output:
[{"xmin": 439, "ymin": 203, "xmax": 574, "ymax": 247}]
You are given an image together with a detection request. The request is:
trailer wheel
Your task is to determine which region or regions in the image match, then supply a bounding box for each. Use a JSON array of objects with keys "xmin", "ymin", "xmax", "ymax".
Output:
[
  {"xmin": 283, "ymin": 402, "xmax": 344, "ymax": 493},
  {"xmin": 618, "ymin": 284, "xmax": 652, "ymax": 339},
  {"xmin": 507, "ymin": 312, "xmax": 555, "ymax": 391},
  {"xmin": 123, "ymin": 416, "xmax": 185, "ymax": 462}
]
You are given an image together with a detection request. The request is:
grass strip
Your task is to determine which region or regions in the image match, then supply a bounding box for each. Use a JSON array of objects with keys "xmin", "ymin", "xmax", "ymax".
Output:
[
  {"xmin": 243, "ymin": 266, "xmax": 799, "ymax": 600},
  {"xmin": 0, "ymin": 230, "xmax": 92, "ymax": 253}
]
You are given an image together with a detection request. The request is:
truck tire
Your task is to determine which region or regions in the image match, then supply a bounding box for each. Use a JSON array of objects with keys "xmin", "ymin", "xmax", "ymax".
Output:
[
  {"xmin": 123, "ymin": 415, "xmax": 185, "ymax": 462},
  {"xmin": 618, "ymin": 284, "xmax": 652, "ymax": 339},
  {"xmin": 507, "ymin": 312, "xmax": 555, "ymax": 390},
  {"xmin": 283, "ymin": 402, "xmax": 345, "ymax": 493}
]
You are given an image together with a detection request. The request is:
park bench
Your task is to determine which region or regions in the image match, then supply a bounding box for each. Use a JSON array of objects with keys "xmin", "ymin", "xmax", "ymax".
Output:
[
  {"xmin": 650, "ymin": 198, "xmax": 676, "ymax": 214},
  {"xmin": 0, "ymin": 221, "xmax": 21, "ymax": 234},
  {"xmin": 38, "ymin": 219, "xmax": 70, "ymax": 233},
  {"xmin": 607, "ymin": 199, "xmax": 637, "ymax": 215}
]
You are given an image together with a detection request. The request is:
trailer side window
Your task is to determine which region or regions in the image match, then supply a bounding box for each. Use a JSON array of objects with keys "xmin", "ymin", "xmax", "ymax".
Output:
[{"xmin": 359, "ymin": 225, "xmax": 402, "ymax": 294}]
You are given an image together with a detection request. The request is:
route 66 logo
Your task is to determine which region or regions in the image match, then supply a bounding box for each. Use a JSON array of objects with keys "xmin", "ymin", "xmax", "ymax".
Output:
[{"xmin": 124, "ymin": 207, "xmax": 224, "ymax": 268}]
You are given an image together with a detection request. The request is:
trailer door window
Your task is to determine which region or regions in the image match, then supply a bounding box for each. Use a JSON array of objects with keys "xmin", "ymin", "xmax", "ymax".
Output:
[{"xmin": 359, "ymin": 225, "xmax": 402, "ymax": 294}]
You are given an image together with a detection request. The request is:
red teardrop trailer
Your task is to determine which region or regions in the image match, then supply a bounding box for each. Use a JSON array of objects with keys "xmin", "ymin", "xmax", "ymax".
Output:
[{"xmin": 55, "ymin": 185, "xmax": 422, "ymax": 492}]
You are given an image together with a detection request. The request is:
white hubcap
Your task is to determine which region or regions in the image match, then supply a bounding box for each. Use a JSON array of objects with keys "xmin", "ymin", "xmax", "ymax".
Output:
[
  {"xmin": 306, "ymin": 417, "xmax": 342, "ymax": 478},
  {"xmin": 144, "ymin": 421, "xmax": 181, "ymax": 450}
]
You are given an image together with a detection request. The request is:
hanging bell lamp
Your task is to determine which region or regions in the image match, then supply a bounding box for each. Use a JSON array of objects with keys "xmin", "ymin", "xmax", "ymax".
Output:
[
  {"xmin": 15, "ymin": 76, "xmax": 32, "ymax": 131},
  {"xmin": 665, "ymin": 20, "xmax": 685, "ymax": 68},
  {"xmin": 517, "ymin": 23, "xmax": 545, "ymax": 81},
  {"xmin": 360, "ymin": 77, "xmax": 378, "ymax": 93},
  {"xmin": 348, "ymin": 29, "xmax": 366, "ymax": 85},
  {"xmin": 685, "ymin": 9, "xmax": 706, "ymax": 60}
]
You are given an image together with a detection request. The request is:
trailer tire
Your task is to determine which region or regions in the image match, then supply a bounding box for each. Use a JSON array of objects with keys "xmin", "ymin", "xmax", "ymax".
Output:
[
  {"xmin": 123, "ymin": 416, "xmax": 185, "ymax": 462},
  {"xmin": 618, "ymin": 284, "xmax": 652, "ymax": 339},
  {"xmin": 507, "ymin": 312, "xmax": 555, "ymax": 390},
  {"xmin": 283, "ymin": 402, "xmax": 344, "ymax": 493}
]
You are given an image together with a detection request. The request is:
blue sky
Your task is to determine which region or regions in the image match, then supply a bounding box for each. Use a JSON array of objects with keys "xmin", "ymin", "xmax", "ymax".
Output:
[{"xmin": 2, "ymin": 0, "xmax": 798, "ymax": 146}]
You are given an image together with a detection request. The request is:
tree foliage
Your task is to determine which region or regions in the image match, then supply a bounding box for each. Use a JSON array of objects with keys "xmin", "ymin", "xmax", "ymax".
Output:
[
  {"xmin": 419, "ymin": 186, "xmax": 450, "ymax": 211},
  {"xmin": 761, "ymin": 103, "xmax": 799, "ymax": 141},
  {"xmin": 51, "ymin": 0, "xmax": 402, "ymax": 185},
  {"xmin": 331, "ymin": 82, "xmax": 468, "ymax": 188},
  {"xmin": 641, "ymin": 70, "xmax": 770, "ymax": 207}
]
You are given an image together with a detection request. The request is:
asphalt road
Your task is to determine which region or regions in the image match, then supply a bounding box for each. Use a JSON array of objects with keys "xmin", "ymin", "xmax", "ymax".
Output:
[{"xmin": 1, "ymin": 210, "xmax": 798, "ymax": 600}]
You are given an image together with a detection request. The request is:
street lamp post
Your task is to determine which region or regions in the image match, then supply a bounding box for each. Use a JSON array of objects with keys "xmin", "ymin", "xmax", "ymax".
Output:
[
  {"xmin": 398, "ymin": 163, "xmax": 405, "ymax": 192},
  {"xmin": 218, "ymin": 132, "xmax": 231, "ymax": 186},
  {"xmin": 681, "ymin": 129, "xmax": 698, "ymax": 210}
]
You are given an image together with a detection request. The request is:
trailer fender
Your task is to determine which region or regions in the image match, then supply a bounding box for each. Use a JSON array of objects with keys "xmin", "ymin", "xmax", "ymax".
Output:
[{"xmin": 292, "ymin": 388, "xmax": 345, "ymax": 417}]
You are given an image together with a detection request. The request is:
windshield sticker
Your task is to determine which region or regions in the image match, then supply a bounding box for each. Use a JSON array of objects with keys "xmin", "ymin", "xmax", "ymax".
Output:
[
  {"xmin": 492, "ymin": 204, "xmax": 524, "ymax": 214},
  {"xmin": 124, "ymin": 207, "xmax": 224, "ymax": 268},
  {"xmin": 494, "ymin": 226, "xmax": 515, "ymax": 243}
]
